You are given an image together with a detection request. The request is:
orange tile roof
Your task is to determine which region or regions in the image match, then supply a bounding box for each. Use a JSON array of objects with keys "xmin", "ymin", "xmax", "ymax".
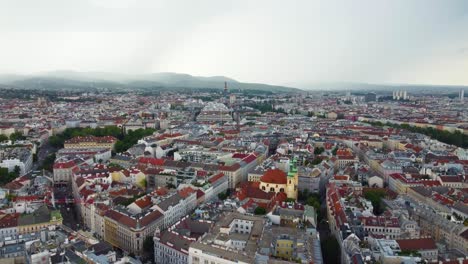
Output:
[{"xmin": 260, "ymin": 169, "xmax": 287, "ymax": 184}]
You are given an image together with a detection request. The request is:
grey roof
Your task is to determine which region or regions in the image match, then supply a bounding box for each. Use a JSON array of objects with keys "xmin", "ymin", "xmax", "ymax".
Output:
[
  {"xmin": 156, "ymin": 193, "xmax": 182, "ymax": 211},
  {"xmin": 453, "ymin": 202, "xmax": 468, "ymax": 215},
  {"xmin": 18, "ymin": 205, "xmax": 51, "ymax": 226}
]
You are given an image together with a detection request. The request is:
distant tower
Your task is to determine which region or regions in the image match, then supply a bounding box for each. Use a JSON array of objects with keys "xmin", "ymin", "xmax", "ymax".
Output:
[
  {"xmin": 224, "ymin": 82, "xmax": 228, "ymax": 96},
  {"xmin": 460, "ymin": 89, "xmax": 465, "ymax": 102}
]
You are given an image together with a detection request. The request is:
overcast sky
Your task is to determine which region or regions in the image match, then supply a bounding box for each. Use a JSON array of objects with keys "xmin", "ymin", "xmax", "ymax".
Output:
[{"xmin": 1, "ymin": 0, "xmax": 468, "ymax": 86}]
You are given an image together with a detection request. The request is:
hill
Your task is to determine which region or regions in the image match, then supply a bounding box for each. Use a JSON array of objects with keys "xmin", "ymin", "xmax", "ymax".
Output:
[{"xmin": 0, "ymin": 71, "xmax": 302, "ymax": 93}]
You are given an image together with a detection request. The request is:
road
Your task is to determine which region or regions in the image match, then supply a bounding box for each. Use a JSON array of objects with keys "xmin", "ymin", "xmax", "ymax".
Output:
[
  {"xmin": 54, "ymin": 185, "xmax": 81, "ymax": 231},
  {"xmin": 33, "ymin": 140, "xmax": 56, "ymax": 171}
]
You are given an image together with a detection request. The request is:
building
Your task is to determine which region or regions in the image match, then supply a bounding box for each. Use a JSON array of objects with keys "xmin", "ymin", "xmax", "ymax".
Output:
[
  {"xmin": 153, "ymin": 216, "xmax": 213, "ymax": 264},
  {"xmin": 460, "ymin": 89, "xmax": 465, "ymax": 102},
  {"xmin": 104, "ymin": 208, "xmax": 164, "ymax": 254},
  {"xmin": 259, "ymin": 168, "xmax": 298, "ymax": 200},
  {"xmin": 297, "ymin": 167, "xmax": 321, "ymax": 193},
  {"xmin": 196, "ymin": 102, "xmax": 232, "ymax": 123},
  {"xmin": 0, "ymin": 147, "xmax": 33, "ymax": 175},
  {"xmin": 396, "ymin": 238, "xmax": 438, "ymax": 262},
  {"xmin": 57, "ymin": 147, "xmax": 112, "ymax": 163},
  {"xmin": 152, "ymin": 192, "xmax": 197, "ymax": 229},
  {"xmin": 188, "ymin": 212, "xmax": 265, "ymax": 264},
  {"xmin": 361, "ymin": 216, "xmax": 403, "ymax": 239},
  {"xmin": 364, "ymin": 92, "xmax": 377, "ymax": 102},
  {"xmin": 64, "ymin": 136, "xmax": 117, "ymax": 150},
  {"xmin": 53, "ymin": 158, "xmax": 82, "ymax": 185},
  {"xmin": 393, "ymin": 90, "xmax": 408, "ymax": 100},
  {"xmin": 17, "ymin": 205, "xmax": 62, "ymax": 234},
  {"xmin": 0, "ymin": 213, "xmax": 19, "ymax": 240}
]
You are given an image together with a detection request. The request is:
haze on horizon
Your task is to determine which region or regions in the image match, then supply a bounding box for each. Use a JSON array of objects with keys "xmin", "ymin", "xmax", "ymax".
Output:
[{"xmin": 1, "ymin": 0, "xmax": 468, "ymax": 87}]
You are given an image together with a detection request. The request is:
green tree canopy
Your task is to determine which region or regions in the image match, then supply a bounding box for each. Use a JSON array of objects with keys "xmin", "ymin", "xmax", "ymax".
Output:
[
  {"xmin": 0, "ymin": 134, "xmax": 8, "ymax": 142},
  {"xmin": 254, "ymin": 206, "xmax": 267, "ymax": 215}
]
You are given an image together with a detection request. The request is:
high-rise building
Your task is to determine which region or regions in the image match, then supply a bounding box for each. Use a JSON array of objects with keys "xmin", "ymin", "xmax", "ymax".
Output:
[
  {"xmin": 393, "ymin": 90, "xmax": 408, "ymax": 100},
  {"xmin": 460, "ymin": 89, "xmax": 465, "ymax": 102},
  {"xmin": 364, "ymin": 92, "xmax": 377, "ymax": 102}
]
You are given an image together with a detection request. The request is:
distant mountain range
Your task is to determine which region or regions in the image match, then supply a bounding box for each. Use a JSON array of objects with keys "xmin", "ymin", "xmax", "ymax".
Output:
[
  {"xmin": 0, "ymin": 71, "xmax": 465, "ymax": 94},
  {"xmin": 0, "ymin": 71, "xmax": 302, "ymax": 93}
]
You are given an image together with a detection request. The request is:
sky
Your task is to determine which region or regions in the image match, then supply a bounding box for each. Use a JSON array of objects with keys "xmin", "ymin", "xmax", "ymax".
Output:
[{"xmin": 0, "ymin": 0, "xmax": 468, "ymax": 86}]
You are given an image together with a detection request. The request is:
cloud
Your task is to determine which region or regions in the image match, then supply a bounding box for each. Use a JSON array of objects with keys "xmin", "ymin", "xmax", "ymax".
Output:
[{"xmin": 0, "ymin": 0, "xmax": 467, "ymax": 85}]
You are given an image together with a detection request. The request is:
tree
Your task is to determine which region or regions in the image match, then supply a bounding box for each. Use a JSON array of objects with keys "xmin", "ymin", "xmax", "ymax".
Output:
[
  {"xmin": 0, "ymin": 134, "xmax": 8, "ymax": 142},
  {"xmin": 306, "ymin": 196, "xmax": 320, "ymax": 211},
  {"xmin": 254, "ymin": 206, "xmax": 267, "ymax": 215},
  {"xmin": 331, "ymin": 147, "xmax": 338, "ymax": 156},
  {"xmin": 364, "ymin": 189, "xmax": 386, "ymax": 215},
  {"xmin": 48, "ymin": 135, "xmax": 64, "ymax": 148},
  {"xmin": 365, "ymin": 121, "xmax": 468, "ymax": 148},
  {"xmin": 218, "ymin": 192, "xmax": 228, "ymax": 200},
  {"xmin": 13, "ymin": 165, "xmax": 21, "ymax": 176},
  {"xmin": 40, "ymin": 153, "xmax": 56, "ymax": 172},
  {"xmin": 139, "ymin": 178, "xmax": 147, "ymax": 189},
  {"xmin": 0, "ymin": 167, "xmax": 20, "ymax": 185},
  {"xmin": 310, "ymin": 157, "xmax": 323, "ymax": 165},
  {"xmin": 314, "ymin": 147, "xmax": 324, "ymax": 155},
  {"xmin": 9, "ymin": 132, "xmax": 25, "ymax": 142}
]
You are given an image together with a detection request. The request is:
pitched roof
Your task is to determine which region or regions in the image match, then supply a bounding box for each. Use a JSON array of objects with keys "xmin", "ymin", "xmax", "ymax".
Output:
[
  {"xmin": 133, "ymin": 195, "xmax": 152, "ymax": 209},
  {"xmin": 396, "ymin": 238, "xmax": 437, "ymax": 251},
  {"xmin": 260, "ymin": 169, "xmax": 287, "ymax": 184}
]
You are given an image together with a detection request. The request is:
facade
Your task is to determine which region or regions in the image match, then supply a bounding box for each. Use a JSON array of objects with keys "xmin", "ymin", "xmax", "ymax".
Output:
[
  {"xmin": 57, "ymin": 147, "xmax": 112, "ymax": 163},
  {"xmin": 219, "ymin": 163, "xmax": 242, "ymax": 190},
  {"xmin": 196, "ymin": 102, "xmax": 232, "ymax": 123},
  {"xmin": 0, "ymin": 213, "xmax": 19, "ymax": 240},
  {"xmin": 53, "ymin": 159, "xmax": 81, "ymax": 185},
  {"xmin": 17, "ymin": 206, "xmax": 62, "ymax": 234},
  {"xmin": 104, "ymin": 209, "xmax": 164, "ymax": 254},
  {"xmin": 297, "ymin": 167, "xmax": 321, "ymax": 193},
  {"xmin": 153, "ymin": 192, "xmax": 197, "ymax": 229},
  {"xmin": 64, "ymin": 136, "xmax": 117, "ymax": 150},
  {"xmin": 0, "ymin": 147, "xmax": 33, "ymax": 175},
  {"xmin": 364, "ymin": 92, "xmax": 377, "ymax": 102},
  {"xmin": 259, "ymin": 168, "xmax": 298, "ymax": 200}
]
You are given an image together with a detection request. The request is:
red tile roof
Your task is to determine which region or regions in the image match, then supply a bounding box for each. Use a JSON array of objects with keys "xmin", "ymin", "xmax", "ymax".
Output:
[
  {"xmin": 53, "ymin": 160, "xmax": 76, "ymax": 169},
  {"xmin": 178, "ymin": 187, "xmax": 195, "ymax": 198},
  {"xmin": 0, "ymin": 213, "xmax": 19, "ymax": 228},
  {"xmin": 134, "ymin": 195, "xmax": 152, "ymax": 209},
  {"xmin": 138, "ymin": 157, "xmax": 165, "ymax": 167},
  {"xmin": 396, "ymin": 238, "xmax": 436, "ymax": 251},
  {"xmin": 208, "ymin": 173, "xmax": 225, "ymax": 184},
  {"xmin": 260, "ymin": 169, "xmax": 287, "ymax": 184}
]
